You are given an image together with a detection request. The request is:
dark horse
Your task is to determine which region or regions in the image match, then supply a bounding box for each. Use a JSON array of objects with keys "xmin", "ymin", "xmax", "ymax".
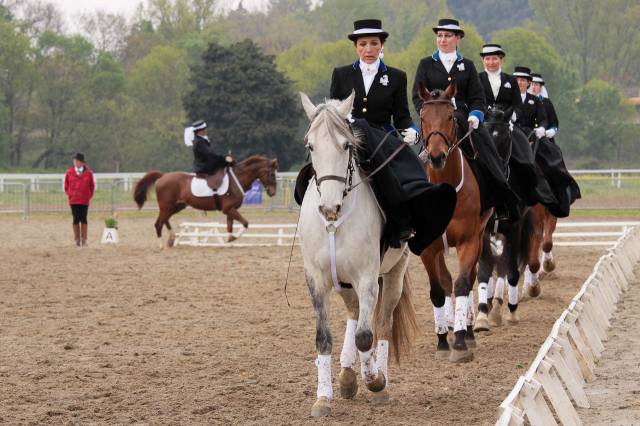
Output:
[
  {"xmin": 474, "ymin": 107, "xmax": 534, "ymax": 331},
  {"xmin": 134, "ymin": 155, "xmax": 278, "ymax": 248},
  {"xmin": 417, "ymin": 82, "xmax": 494, "ymax": 363}
]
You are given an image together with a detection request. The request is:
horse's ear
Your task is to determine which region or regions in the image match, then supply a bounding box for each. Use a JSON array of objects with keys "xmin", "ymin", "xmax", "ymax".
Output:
[
  {"xmin": 504, "ymin": 106, "xmax": 514, "ymax": 121},
  {"xmin": 300, "ymin": 92, "xmax": 316, "ymax": 120},
  {"xmin": 337, "ymin": 90, "xmax": 355, "ymax": 119},
  {"xmin": 443, "ymin": 80, "xmax": 457, "ymax": 99},
  {"xmin": 418, "ymin": 83, "xmax": 431, "ymax": 102},
  {"xmin": 271, "ymin": 159, "xmax": 278, "ymax": 170}
]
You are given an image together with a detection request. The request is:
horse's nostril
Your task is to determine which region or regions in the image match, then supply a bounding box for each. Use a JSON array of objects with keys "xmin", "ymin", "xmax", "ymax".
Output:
[{"xmin": 336, "ymin": 205, "xmax": 341, "ymax": 213}]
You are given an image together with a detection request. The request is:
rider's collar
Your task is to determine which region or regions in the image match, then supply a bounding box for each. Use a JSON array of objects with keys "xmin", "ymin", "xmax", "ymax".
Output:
[{"xmin": 432, "ymin": 50, "xmax": 463, "ymax": 62}]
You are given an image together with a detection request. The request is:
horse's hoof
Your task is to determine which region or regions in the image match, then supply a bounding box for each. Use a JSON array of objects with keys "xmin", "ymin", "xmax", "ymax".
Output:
[
  {"xmin": 167, "ymin": 238, "xmax": 175, "ymax": 248},
  {"xmin": 528, "ymin": 284, "xmax": 541, "ymax": 298},
  {"xmin": 370, "ymin": 388, "xmax": 390, "ymax": 405},
  {"xmin": 365, "ymin": 372, "xmax": 386, "ymax": 393},
  {"xmin": 449, "ymin": 348, "xmax": 474, "ymax": 363},
  {"xmin": 227, "ymin": 236, "xmax": 237, "ymax": 243},
  {"xmin": 474, "ymin": 312, "xmax": 490, "ymax": 332},
  {"xmin": 435, "ymin": 349, "xmax": 450, "ymax": 360},
  {"xmin": 338, "ymin": 367, "xmax": 358, "ymax": 399},
  {"xmin": 488, "ymin": 302, "xmax": 503, "ymax": 327},
  {"xmin": 506, "ymin": 310, "xmax": 520, "ymax": 325},
  {"xmin": 311, "ymin": 397, "xmax": 331, "ymax": 417},
  {"xmin": 543, "ymin": 258, "xmax": 556, "ymax": 273},
  {"xmin": 465, "ymin": 337, "xmax": 477, "ymax": 348}
]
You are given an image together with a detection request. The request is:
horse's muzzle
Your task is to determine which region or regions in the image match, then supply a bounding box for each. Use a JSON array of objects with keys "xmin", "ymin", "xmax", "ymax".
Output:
[
  {"xmin": 319, "ymin": 204, "xmax": 341, "ymax": 222},
  {"xmin": 428, "ymin": 152, "xmax": 447, "ymax": 169}
]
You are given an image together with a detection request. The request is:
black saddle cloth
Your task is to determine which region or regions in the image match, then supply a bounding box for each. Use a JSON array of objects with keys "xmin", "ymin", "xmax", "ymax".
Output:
[{"xmin": 534, "ymin": 138, "xmax": 581, "ymax": 217}]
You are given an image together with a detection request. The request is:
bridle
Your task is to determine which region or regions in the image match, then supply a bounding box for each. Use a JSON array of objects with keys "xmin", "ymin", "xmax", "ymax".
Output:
[
  {"xmin": 485, "ymin": 118, "xmax": 513, "ymax": 178},
  {"xmin": 419, "ymin": 99, "xmax": 475, "ymax": 162}
]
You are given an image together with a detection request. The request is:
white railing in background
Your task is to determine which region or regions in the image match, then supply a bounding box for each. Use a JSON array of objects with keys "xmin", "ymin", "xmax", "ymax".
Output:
[{"xmin": 495, "ymin": 226, "xmax": 640, "ymax": 426}]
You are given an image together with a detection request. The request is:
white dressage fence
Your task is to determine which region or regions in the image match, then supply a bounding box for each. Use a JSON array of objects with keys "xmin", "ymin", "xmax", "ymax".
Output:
[
  {"xmin": 553, "ymin": 221, "xmax": 640, "ymax": 247},
  {"xmin": 174, "ymin": 222, "xmax": 299, "ymax": 247},
  {"xmin": 496, "ymin": 225, "xmax": 640, "ymax": 426}
]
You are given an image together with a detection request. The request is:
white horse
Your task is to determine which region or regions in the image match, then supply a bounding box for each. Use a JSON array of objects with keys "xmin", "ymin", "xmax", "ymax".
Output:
[{"xmin": 298, "ymin": 92, "xmax": 418, "ymax": 417}]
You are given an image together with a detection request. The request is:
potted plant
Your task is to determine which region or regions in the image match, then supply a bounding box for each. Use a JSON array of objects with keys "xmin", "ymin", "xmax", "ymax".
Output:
[{"xmin": 101, "ymin": 216, "xmax": 119, "ymax": 244}]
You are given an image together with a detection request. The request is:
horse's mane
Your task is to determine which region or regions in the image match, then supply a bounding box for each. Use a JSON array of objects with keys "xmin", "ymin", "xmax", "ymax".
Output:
[{"xmin": 307, "ymin": 100, "xmax": 365, "ymax": 152}]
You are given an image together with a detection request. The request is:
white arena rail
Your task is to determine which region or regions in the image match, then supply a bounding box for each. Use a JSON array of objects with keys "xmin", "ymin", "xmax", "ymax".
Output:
[
  {"xmin": 553, "ymin": 221, "xmax": 640, "ymax": 247},
  {"xmin": 174, "ymin": 222, "xmax": 299, "ymax": 247},
  {"xmin": 496, "ymin": 226, "xmax": 640, "ymax": 426}
]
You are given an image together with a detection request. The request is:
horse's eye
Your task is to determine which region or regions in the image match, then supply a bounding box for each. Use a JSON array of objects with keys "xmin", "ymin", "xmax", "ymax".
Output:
[
  {"xmin": 343, "ymin": 142, "xmax": 349, "ymax": 151},
  {"xmin": 449, "ymin": 115, "xmax": 453, "ymax": 121}
]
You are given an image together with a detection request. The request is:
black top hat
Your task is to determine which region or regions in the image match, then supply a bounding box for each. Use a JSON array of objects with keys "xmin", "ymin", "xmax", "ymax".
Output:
[
  {"xmin": 432, "ymin": 18, "xmax": 465, "ymax": 38},
  {"xmin": 513, "ymin": 66, "xmax": 532, "ymax": 80},
  {"xmin": 480, "ymin": 43, "xmax": 505, "ymax": 57},
  {"xmin": 530, "ymin": 73, "xmax": 545, "ymax": 84},
  {"xmin": 73, "ymin": 152, "xmax": 85, "ymax": 162},
  {"xmin": 348, "ymin": 19, "xmax": 389, "ymax": 42},
  {"xmin": 191, "ymin": 120, "xmax": 207, "ymax": 131}
]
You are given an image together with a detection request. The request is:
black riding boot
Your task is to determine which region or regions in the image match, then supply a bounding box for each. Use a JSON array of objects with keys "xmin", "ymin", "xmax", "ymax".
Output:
[{"xmin": 406, "ymin": 183, "xmax": 457, "ymax": 256}]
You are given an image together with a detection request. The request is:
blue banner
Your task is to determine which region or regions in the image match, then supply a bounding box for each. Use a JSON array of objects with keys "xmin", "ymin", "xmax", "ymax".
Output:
[{"xmin": 244, "ymin": 180, "xmax": 263, "ymax": 204}]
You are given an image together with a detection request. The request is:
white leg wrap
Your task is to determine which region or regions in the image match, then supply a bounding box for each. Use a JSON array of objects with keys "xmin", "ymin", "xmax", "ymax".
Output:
[
  {"xmin": 433, "ymin": 305, "xmax": 448, "ymax": 334},
  {"xmin": 466, "ymin": 291, "xmax": 475, "ymax": 326},
  {"xmin": 316, "ymin": 354, "xmax": 333, "ymax": 399},
  {"xmin": 339, "ymin": 319, "xmax": 358, "ymax": 369},
  {"xmin": 508, "ymin": 284, "xmax": 519, "ymax": 305},
  {"xmin": 444, "ymin": 296, "xmax": 454, "ymax": 329},
  {"xmin": 375, "ymin": 340, "xmax": 389, "ymax": 380},
  {"xmin": 524, "ymin": 265, "xmax": 532, "ymax": 286},
  {"xmin": 478, "ymin": 282, "xmax": 488, "ymax": 305},
  {"xmin": 494, "ymin": 277, "xmax": 505, "ymax": 301},
  {"xmin": 544, "ymin": 251, "xmax": 553, "ymax": 261},
  {"xmin": 359, "ymin": 349, "xmax": 379, "ymax": 384},
  {"xmin": 454, "ymin": 295, "xmax": 469, "ymax": 332},
  {"xmin": 487, "ymin": 276, "xmax": 495, "ymax": 298}
]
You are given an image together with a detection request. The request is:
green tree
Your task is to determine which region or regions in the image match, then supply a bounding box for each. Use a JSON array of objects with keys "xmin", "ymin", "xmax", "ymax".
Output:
[
  {"xmin": 126, "ymin": 45, "xmax": 191, "ymax": 171},
  {"xmin": 529, "ymin": 0, "xmax": 640, "ymax": 86},
  {"xmin": 0, "ymin": 16, "xmax": 37, "ymax": 167},
  {"xmin": 184, "ymin": 40, "xmax": 301, "ymax": 169},
  {"xmin": 573, "ymin": 80, "xmax": 635, "ymax": 164},
  {"xmin": 448, "ymin": 0, "xmax": 533, "ymax": 38}
]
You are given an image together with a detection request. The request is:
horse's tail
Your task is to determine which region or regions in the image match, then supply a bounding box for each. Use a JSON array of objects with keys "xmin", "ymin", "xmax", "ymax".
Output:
[
  {"xmin": 518, "ymin": 209, "xmax": 534, "ymax": 270},
  {"xmin": 374, "ymin": 270, "xmax": 420, "ymax": 364},
  {"xmin": 134, "ymin": 171, "xmax": 163, "ymax": 209}
]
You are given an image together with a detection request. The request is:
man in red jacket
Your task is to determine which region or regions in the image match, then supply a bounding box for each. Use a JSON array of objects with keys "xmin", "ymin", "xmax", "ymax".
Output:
[{"xmin": 64, "ymin": 153, "xmax": 95, "ymax": 246}]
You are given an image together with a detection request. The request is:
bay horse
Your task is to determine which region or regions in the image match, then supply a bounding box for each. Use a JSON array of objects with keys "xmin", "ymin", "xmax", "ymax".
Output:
[
  {"xmin": 417, "ymin": 83, "xmax": 493, "ymax": 363},
  {"xmin": 134, "ymin": 155, "xmax": 278, "ymax": 248},
  {"xmin": 299, "ymin": 92, "xmax": 418, "ymax": 416},
  {"xmin": 522, "ymin": 204, "xmax": 557, "ymax": 296}
]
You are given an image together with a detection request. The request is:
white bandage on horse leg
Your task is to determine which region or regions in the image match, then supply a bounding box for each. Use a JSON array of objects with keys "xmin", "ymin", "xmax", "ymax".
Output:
[
  {"xmin": 375, "ymin": 340, "xmax": 389, "ymax": 379},
  {"xmin": 444, "ymin": 296, "xmax": 454, "ymax": 329},
  {"xmin": 524, "ymin": 265, "xmax": 532, "ymax": 291},
  {"xmin": 478, "ymin": 282, "xmax": 488, "ymax": 305},
  {"xmin": 316, "ymin": 355, "xmax": 333, "ymax": 399},
  {"xmin": 433, "ymin": 305, "xmax": 448, "ymax": 334},
  {"xmin": 466, "ymin": 291, "xmax": 475, "ymax": 326},
  {"xmin": 454, "ymin": 296, "xmax": 469, "ymax": 332},
  {"xmin": 487, "ymin": 276, "xmax": 495, "ymax": 298},
  {"xmin": 359, "ymin": 349, "xmax": 379, "ymax": 384},
  {"xmin": 494, "ymin": 277, "xmax": 505, "ymax": 301},
  {"xmin": 339, "ymin": 319, "xmax": 358, "ymax": 369},
  {"xmin": 544, "ymin": 251, "xmax": 553, "ymax": 262},
  {"xmin": 508, "ymin": 283, "xmax": 519, "ymax": 305}
]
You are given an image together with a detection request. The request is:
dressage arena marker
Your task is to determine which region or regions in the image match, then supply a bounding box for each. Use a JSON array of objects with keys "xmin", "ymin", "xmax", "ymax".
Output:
[
  {"xmin": 174, "ymin": 222, "xmax": 299, "ymax": 247},
  {"xmin": 496, "ymin": 226, "xmax": 640, "ymax": 426}
]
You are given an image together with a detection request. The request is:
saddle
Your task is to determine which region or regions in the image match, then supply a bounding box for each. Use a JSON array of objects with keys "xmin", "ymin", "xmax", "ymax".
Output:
[{"xmin": 196, "ymin": 168, "xmax": 226, "ymax": 192}]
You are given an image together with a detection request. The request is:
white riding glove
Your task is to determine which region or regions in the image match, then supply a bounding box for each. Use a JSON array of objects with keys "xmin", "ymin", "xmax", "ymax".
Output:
[
  {"xmin": 545, "ymin": 128, "xmax": 557, "ymax": 138},
  {"xmin": 534, "ymin": 127, "xmax": 546, "ymax": 139},
  {"xmin": 467, "ymin": 115, "xmax": 480, "ymax": 130},
  {"xmin": 401, "ymin": 127, "xmax": 419, "ymax": 145}
]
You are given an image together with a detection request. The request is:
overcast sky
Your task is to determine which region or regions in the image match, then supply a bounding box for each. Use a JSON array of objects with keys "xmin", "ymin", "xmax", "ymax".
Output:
[{"xmin": 50, "ymin": 0, "xmax": 267, "ymax": 21}]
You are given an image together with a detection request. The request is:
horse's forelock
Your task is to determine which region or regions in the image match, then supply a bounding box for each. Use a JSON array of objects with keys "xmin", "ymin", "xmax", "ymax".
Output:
[{"xmin": 307, "ymin": 101, "xmax": 361, "ymax": 150}]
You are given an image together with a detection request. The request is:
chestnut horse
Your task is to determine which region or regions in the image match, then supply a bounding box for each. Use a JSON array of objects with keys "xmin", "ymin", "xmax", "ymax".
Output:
[
  {"xmin": 134, "ymin": 155, "xmax": 278, "ymax": 248},
  {"xmin": 417, "ymin": 83, "xmax": 493, "ymax": 363},
  {"xmin": 523, "ymin": 204, "xmax": 557, "ymax": 295}
]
